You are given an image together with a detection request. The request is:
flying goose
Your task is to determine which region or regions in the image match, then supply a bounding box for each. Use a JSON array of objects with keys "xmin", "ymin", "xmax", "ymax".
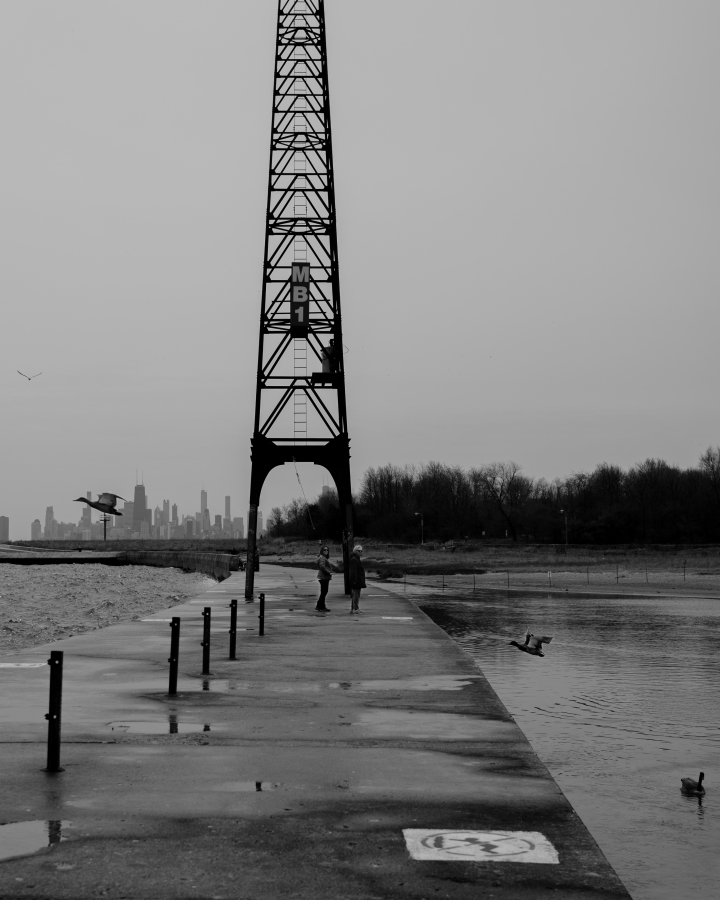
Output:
[
  {"xmin": 510, "ymin": 630, "xmax": 553, "ymax": 657},
  {"xmin": 74, "ymin": 493, "xmax": 127, "ymax": 516},
  {"xmin": 17, "ymin": 370, "xmax": 42, "ymax": 380}
]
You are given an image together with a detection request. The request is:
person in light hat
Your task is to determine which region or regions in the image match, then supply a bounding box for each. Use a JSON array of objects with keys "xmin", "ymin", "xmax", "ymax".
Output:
[{"xmin": 348, "ymin": 544, "xmax": 366, "ymax": 613}]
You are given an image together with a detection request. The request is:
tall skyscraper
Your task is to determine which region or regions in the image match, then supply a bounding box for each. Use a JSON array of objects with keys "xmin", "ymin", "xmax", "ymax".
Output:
[
  {"xmin": 202, "ymin": 508, "xmax": 211, "ymax": 534},
  {"xmin": 80, "ymin": 491, "xmax": 92, "ymax": 528},
  {"xmin": 31, "ymin": 519, "xmax": 42, "ymax": 541},
  {"xmin": 250, "ymin": 510, "xmax": 263, "ymax": 537},
  {"xmin": 171, "ymin": 503, "xmax": 178, "ymax": 526},
  {"xmin": 132, "ymin": 484, "xmax": 147, "ymax": 534},
  {"xmin": 232, "ymin": 517, "xmax": 244, "ymax": 539},
  {"xmin": 162, "ymin": 499, "xmax": 170, "ymax": 525},
  {"xmin": 225, "ymin": 496, "xmax": 231, "ymax": 519},
  {"xmin": 154, "ymin": 506, "xmax": 162, "ymax": 527},
  {"xmin": 0, "ymin": 516, "xmax": 9, "ymax": 542},
  {"xmin": 45, "ymin": 506, "xmax": 54, "ymax": 532},
  {"xmin": 201, "ymin": 489, "xmax": 208, "ymax": 515}
]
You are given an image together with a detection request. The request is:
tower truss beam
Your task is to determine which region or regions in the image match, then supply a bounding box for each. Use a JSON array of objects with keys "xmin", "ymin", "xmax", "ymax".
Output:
[{"xmin": 245, "ymin": 0, "xmax": 353, "ymax": 596}]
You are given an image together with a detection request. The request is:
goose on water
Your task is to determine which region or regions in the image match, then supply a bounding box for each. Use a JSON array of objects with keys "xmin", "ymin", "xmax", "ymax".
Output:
[
  {"xmin": 510, "ymin": 630, "xmax": 553, "ymax": 657},
  {"xmin": 681, "ymin": 772, "xmax": 705, "ymax": 795},
  {"xmin": 74, "ymin": 493, "xmax": 127, "ymax": 516}
]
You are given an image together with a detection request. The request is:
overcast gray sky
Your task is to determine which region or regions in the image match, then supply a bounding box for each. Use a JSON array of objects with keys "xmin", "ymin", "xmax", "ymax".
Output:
[{"xmin": 1, "ymin": 1, "xmax": 719, "ymax": 538}]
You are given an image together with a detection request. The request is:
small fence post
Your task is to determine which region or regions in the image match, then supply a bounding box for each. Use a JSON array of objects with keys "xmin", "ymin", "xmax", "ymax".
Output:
[
  {"xmin": 201, "ymin": 607, "xmax": 211, "ymax": 675},
  {"xmin": 229, "ymin": 598, "xmax": 238, "ymax": 660},
  {"xmin": 168, "ymin": 617, "xmax": 181, "ymax": 695},
  {"xmin": 44, "ymin": 651, "xmax": 64, "ymax": 773},
  {"xmin": 259, "ymin": 592, "xmax": 265, "ymax": 636}
]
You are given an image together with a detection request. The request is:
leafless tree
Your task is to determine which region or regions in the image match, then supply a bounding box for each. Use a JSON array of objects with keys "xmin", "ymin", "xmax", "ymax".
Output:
[
  {"xmin": 470, "ymin": 461, "xmax": 533, "ymax": 541},
  {"xmin": 699, "ymin": 446, "xmax": 720, "ymax": 512}
]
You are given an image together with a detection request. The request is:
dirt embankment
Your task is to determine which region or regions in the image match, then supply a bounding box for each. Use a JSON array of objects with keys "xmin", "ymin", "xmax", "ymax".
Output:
[{"xmin": 264, "ymin": 539, "xmax": 720, "ymax": 596}]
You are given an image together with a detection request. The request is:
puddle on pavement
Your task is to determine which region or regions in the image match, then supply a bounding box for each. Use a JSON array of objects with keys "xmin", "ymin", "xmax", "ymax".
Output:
[
  {"xmin": 0, "ymin": 663, "xmax": 46, "ymax": 668},
  {"xmin": 213, "ymin": 781, "xmax": 282, "ymax": 792},
  {"xmin": 0, "ymin": 820, "xmax": 69, "ymax": 862},
  {"xmin": 329, "ymin": 675, "xmax": 479, "ymax": 692},
  {"xmin": 188, "ymin": 679, "xmax": 320, "ymax": 694},
  {"xmin": 108, "ymin": 717, "xmax": 213, "ymax": 734}
]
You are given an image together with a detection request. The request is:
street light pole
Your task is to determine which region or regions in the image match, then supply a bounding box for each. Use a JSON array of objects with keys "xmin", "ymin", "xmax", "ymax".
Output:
[{"xmin": 415, "ymin": 512, "xmax": 424, "ymax": 545}]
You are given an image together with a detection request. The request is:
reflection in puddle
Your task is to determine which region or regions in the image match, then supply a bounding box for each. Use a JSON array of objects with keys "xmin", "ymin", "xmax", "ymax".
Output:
[
  {"xmin": 0, "ymin": 820, "xmax": 67, "ymax": 862},
  {"xmin": 214, "ymin": 781, "xmax": 281, "ymax": 792},
  {"xmin": 181, "ymin": 679, "xmax": 319, "ymax": 694},
  {"xmin": 108, "ymin": 717, "xmax": 212, "ymax": 734}
]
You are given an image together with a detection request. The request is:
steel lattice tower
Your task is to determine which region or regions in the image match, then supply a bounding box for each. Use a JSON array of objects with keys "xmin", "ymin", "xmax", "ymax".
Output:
[{"xmin": 245, "ymin": 0, "xmax": 353, "ymax": 597}]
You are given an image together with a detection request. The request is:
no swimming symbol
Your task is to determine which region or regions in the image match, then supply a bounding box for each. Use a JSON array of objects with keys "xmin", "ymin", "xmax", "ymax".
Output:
[{"xmin": 403, "ymin": 829, "xmax": 559, "ymax": 863}]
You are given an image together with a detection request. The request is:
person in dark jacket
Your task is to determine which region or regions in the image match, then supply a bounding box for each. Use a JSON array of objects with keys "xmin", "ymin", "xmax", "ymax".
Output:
[
  {"xmin": 348, "ymin": 544, "xmax": 366, "ymax": 613},
  {"xmin": 315, "ymin": 545, "xmax": 337, "ymax": 612}
]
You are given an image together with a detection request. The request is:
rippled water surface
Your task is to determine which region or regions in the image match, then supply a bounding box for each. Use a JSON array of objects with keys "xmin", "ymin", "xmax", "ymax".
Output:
[{"xmin": 420, "ymin": 590, "xmax": 720, "ymax": 900}]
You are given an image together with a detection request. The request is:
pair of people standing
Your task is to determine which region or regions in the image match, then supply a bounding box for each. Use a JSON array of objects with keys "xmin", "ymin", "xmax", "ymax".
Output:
[{"xmin": 315, "ymin": 544, "xmax": 366, "ymax": 613}]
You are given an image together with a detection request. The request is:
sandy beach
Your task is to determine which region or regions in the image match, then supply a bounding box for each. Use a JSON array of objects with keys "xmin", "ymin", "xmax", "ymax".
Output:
[{"xmin": 0, "ymin": 565, "xmax": 214, "ymax": 654}]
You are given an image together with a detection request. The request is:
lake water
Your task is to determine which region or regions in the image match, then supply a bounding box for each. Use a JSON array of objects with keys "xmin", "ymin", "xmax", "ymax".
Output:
[{"xmin": 419, "ymin": 589, "xmax": 720, "ymax": 900}]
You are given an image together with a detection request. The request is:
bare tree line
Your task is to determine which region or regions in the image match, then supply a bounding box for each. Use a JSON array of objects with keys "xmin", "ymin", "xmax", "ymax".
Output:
[{"xmin": 267, "ymin": 448, "xmax": 720, "ymax": 544}]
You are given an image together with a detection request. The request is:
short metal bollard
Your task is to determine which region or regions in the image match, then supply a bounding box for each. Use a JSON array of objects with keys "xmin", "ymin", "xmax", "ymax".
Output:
[
  {"xmin": 259, "ymin": 592, "xmax": 265, "ymax": 637},
  {"xmin": 44, "ymin": 650, "xmax": 64, "ymax": 773},
  {"xmin": 168, "ymin": 617, "xmax": 181, "ymax": 695},
  {"xmin": 201, "ymin": 607, "xmax": 211, "ymax": 675},
  {"xmin": 228, "ymin": 599, "xmax": 238, "ymax": 660}
]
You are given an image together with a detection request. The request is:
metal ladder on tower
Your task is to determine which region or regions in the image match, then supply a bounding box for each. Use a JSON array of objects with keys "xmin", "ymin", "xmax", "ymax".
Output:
[{"xmin": 293, "ymin": 41, "xmax": 308, "ymax": 446}]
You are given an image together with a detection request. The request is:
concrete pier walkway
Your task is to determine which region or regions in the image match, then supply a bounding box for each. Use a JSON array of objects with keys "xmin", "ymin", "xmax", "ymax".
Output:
[{"xmin": 0, "ymin": 565, "xmax": 630, "ymax": 899}]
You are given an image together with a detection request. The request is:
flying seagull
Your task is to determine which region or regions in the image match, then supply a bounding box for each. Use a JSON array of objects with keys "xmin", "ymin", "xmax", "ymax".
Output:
[
  {"xmin": 74, "ymin": 493, "xmax": 127, "ymax": 516},
  {"xmin": 510, "ymin": 630, "xmax": 553, "ymax": 657},
  {"xmin": 17, "ymin": 371, "xmax": 42, "ymax": 380}
]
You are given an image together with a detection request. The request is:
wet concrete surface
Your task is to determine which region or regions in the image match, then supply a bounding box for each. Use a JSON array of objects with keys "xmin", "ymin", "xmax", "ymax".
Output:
[{"xmin": 0, "ymin": 565, "xmax": 631, "ymax": 898}]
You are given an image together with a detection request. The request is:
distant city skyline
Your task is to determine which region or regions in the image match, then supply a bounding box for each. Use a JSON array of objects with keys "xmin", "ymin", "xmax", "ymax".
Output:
[{"xmin": 1, "ymin": 484, "xmax": 257, "ymax": 543}]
